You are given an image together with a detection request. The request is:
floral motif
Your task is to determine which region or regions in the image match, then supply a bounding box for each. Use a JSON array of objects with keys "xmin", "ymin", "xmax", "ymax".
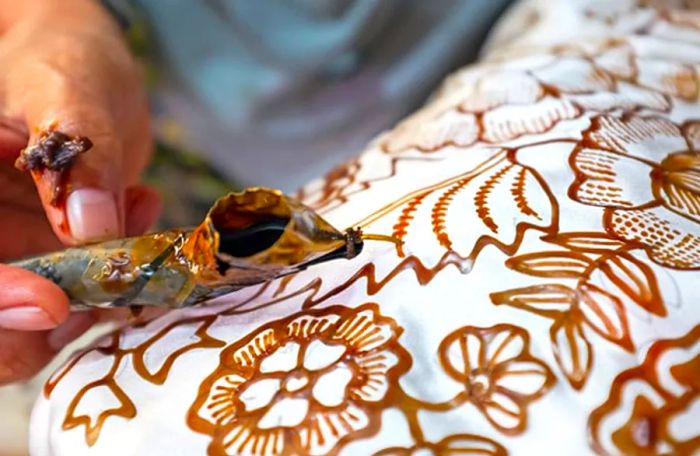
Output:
[
  {"xmin": 380, "ymin": 40, "xmax": 679, "ymax": 156},
  {"xmin": 380, "ymin": 67, "xmax": 581, "ymax": 155},
  {"xmin": 188, "ymin": 304, "xmax": 410, "ymax": 455},
  {"xmin": 570, "ymin": 115, "xmax": 700, "ymax": 269},
  {"xmin": 438, "ymin": 324, "xmax": 555, "ymax": 434},
  {"xmin": 375, "ymin": 434, "xmax": 506, "ymax": 456},
  {"xmin": 589, "ymin": 324, "xmax": 700, "ymax": 455}
]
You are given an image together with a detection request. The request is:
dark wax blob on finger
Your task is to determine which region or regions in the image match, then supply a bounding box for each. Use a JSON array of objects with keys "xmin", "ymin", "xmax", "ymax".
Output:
[{"xmin": 15, "ymin": 130, "xmax": 93, "ymax": 205}]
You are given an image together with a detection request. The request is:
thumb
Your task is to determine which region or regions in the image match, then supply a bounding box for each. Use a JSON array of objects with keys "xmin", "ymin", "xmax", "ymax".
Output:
[
  {"xmin": 0, "ymin": 264, "xmax": 95, "ymax": 384},
  {"xmin": 0, "ymin": 264, "xmax": 69, "ymax": 331}
]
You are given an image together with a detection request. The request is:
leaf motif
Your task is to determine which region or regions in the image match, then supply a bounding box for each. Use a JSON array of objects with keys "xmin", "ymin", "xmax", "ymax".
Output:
[
  {"xmin": 550, "ymin": 314, "xmax": 592, "ymax": 390},
  {"xmin": 598, "ymin": 252, "xmax": 666, "ymax": 316},
  {"xmin": 490, "ymin": 284, "xmax": 576, "ymax": 319},
  {"xmin": 384, "ymin": 109, "xmax": 479, "ymax": 153},
  {"xmin": 381, "ymin": 151, "xmax": 554, "ymax": 263},
  {"xmin": 577, "ymin": 282, "xmax": 634, "ymax": 351},
  {"xmin": 474, "ymin": 162, "xmax": 514, "ymax": 233},
  {"xmin": 437, "ymin": 434, "xmax": 507, "ymax": 455},
  {"xmin": 511, "ymin": 167, "xmax": 542, "ymax": 220},
  {"xmin": 506, "ymin": 251, "xmax": 593, "ymax": 278},
  {"xmin": 481, "ymin": 97, "xmax": 580, "ymax": 143},
  {"xmin": 533, "ymin": 57, "xmax": 615, "ymax": 93},
  {"xmin": 63, "ymin": 378, "xmax": 136, "ymax": 446},
  {"xmin": 131, "ymin": 318, "xmax": 225, "ymax": 384},
  {"xmin": 474, "ymin": 161, "xmax": 547, "ymax": 234},
  {"xmin": 433, "ymin": 177, "xmax": 470, "ymax": 249},
  {"xmin": 460, "ymin": 70, "xmax": 544, "ymax": 112},
  {"xmin": 545, "ymin": 231, "xmax": 628, "ymax": 253},
  {"xmin": 391, "ymin": 191, "xmax": 430, "ymax": 252}
]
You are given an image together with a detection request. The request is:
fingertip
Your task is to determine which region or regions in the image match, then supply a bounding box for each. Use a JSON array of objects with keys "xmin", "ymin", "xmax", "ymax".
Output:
[{"xmin": 0, "ymin": 265, "xmax": 69, "ymax": 330}]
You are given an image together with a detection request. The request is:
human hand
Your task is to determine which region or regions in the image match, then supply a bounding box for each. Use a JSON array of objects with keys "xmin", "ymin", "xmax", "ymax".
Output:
[{"xmin": 0, "ymin": 0, "xmax": 161, "ymax": 384}]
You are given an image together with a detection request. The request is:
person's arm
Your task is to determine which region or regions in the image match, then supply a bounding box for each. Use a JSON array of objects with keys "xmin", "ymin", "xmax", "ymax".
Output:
[{"xmin": 0, "ymin": 0, "xmax": 160, "ymax": 384}]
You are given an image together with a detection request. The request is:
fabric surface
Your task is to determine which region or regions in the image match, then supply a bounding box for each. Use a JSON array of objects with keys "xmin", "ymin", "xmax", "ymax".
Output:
[{"xmin": 31, "ymin": 0, "xmax": 700, "ymax": 455}]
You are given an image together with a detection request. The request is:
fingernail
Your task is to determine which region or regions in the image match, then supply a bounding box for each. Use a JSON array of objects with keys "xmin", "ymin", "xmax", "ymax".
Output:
[
  {"xmin": 0, "ymin": 306, "xmax": 57, "ymax": 331},
  {"xmin": 67, "ymin": 188, "xmax": 120, "ymax": 242},
  {"xmin": 48, "ymin": 312, "xmax": 95, "ymax": 351}
]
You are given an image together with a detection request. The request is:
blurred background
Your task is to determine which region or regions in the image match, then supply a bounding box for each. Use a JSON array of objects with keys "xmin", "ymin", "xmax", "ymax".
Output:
[
  {"xmin": 122, "ymin": 0, "xmax": 515, "ymax": 226},
  {"xmin": 0, "ymin": 1, "xmax": 515, "ymax": 454}
]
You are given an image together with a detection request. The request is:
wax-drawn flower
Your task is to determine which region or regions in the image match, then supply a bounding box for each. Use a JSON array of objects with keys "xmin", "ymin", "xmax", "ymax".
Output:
[
  {"xmin": 589, "ymin": 324, "xmax": 700, "ymax": 455},
  {"xmin": 381, "ymin": 40, "xmax": 682, "ymax": 155},
  {"xmin": 380, "ymin": 68, "xmax": 581, "ymax": 154},
  {"xmin": 570, "ymin": 114, "xmax": 700, "ymax": 269},
  {"xmin": 188, "ymin": 303, "xmax": 410, "ymax": 456},
  {"xmin": 438, "ymin": 324, "xmax": 555, "ymax": 434}
]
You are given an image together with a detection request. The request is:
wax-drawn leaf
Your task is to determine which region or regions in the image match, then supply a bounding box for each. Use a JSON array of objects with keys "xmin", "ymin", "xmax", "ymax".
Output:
[
  {"xmin": 597, "ymin": 252, "xmax": 666, "ymax": 316},
  {"xmin": 63, "ymin": 378, "xmax": 136, "ymax": 446},
  {"xmin": 436, "ymin": 434, "xmax": 507, "ymax": 455},
  {"xmin": 384, "ymin": 109, "xmax": 479, "ymax": 153},
  {"xmin": 506, "ymin": 251, "xmax": 593, "ymax": 278},
  {"xmin": 389, "ymin": 152, "xmax": 555, "ymax": 262},
  {"xmin": 473, "ymin": 162, "xmax": 515, "ymax": 234},
  {"xmin": 550, "ymin": 314, "xmax": 592, "ymax": 389},
  {"xmin": 131, "ymin": 317, "xmax": 225, "ymax": 384},
  {"xmin": 481, "ymin": 97, "xmax": 580, "ymax": 143},
  {"xmin": 490, "ymin": 284, "xmax": 576, "ymax": 319},
  {"xmin": 577, "ymin": 282, "xmax": 634, "ymax": 351},
  {"xmin": 544, "ymin": 231, "xmax": 628, "ymax": 253}
]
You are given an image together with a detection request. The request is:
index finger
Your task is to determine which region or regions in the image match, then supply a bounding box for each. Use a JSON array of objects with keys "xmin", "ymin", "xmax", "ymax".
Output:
[{"xmin": 9, "ymin": 47, "xmax": 151, "ymax": 245}]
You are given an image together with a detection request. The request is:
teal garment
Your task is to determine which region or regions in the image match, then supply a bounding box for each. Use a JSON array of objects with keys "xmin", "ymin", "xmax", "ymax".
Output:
[
  {"xmin": 110, "ymin": 1, "xmax": 512, "ymax": 190},
  {"xmin": 138, "ymin": 1, "xmax": 391, "ymax": 125}
]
